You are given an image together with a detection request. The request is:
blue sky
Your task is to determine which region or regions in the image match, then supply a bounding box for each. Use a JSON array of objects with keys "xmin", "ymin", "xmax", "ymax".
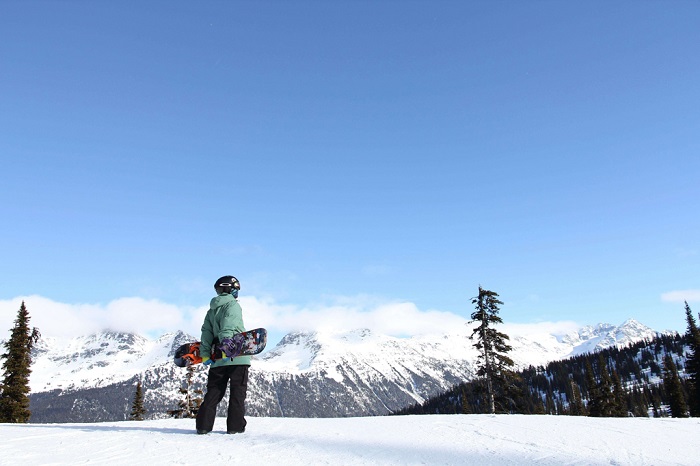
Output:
[{"xmin": 1, "ymin": 1, "xmax": 699, "ymax": 342}]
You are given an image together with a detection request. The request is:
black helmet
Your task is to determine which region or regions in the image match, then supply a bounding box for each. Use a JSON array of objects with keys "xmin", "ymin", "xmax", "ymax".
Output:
[{"xmin": 214, "ymin": 275, "xmax": 240, "ymax": 297}]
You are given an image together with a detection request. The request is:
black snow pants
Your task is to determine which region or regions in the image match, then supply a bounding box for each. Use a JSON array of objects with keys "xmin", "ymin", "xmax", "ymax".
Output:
[{"xmin": 196, "ymin": 364, "xmax": 249, "ymax": 433}]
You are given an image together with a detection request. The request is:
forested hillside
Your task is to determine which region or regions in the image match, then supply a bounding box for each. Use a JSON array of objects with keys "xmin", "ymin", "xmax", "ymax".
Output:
[{"xmin": 396, "ymin": 333, "xmax": 691, "ymax": 417}]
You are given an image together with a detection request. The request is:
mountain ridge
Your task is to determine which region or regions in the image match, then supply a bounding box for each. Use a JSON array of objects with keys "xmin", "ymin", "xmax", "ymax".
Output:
[{"xmin": 26, "ymin": 319, "xmax": 664, "ymax": 422}]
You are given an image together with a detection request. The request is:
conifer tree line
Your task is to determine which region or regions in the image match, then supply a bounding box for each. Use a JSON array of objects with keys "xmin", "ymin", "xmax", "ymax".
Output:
[
  {"xmin": 396, "ymin": 296, "xmax": 700, "ymax": 419},
  {"xmin": 683, "ymin": 301, "xmax": 700, "ymax": 416}
]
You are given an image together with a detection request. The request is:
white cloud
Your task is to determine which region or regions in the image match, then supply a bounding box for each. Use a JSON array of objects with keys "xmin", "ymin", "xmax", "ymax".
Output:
[
  {"xmin": 661, "ymin": 290, "xmax": 700, "ymax": 303},
  {"xmin": 99, "ymin": 297, "xmax": 203, "ymax": 336},
  {"xmin": 501, "ymin": 321, "xmax": 581, "ymax": 338},
  {"xmin": 0, "ymin": 296, "xmax": 206, "ymax": 339},
  {"xmin": 240, "ymin": 295, "xmax": 468, "ymax": 337},
  {"xmin": 1, "ymin": 294, "xmax": 584, "ymax": 342},
  {"xmin": 1, "ymin": 294, "xmax": 469, "ymax": 340}
]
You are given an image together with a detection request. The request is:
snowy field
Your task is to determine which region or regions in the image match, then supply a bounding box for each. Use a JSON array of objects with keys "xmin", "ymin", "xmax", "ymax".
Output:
[{"xmin": 2, "ymin": 415, "xmax": 699, "ymax": 465}]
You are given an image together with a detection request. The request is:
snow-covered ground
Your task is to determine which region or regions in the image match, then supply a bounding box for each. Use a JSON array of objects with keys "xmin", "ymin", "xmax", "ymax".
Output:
[{"xmin": 2, "ymin": 415, "xmax": 699, "ymax": 465}]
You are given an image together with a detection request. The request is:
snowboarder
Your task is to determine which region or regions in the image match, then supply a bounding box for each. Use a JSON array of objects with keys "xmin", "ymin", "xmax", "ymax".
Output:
[{"xmin": 196, "ymin": 275, "xmax": 251, "ymax": 435}]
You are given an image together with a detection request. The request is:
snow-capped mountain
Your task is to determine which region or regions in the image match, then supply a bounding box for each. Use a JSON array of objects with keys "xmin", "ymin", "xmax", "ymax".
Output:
[
  {"xmin": 30, "ymin": 330, "xmax": 192, "ymax": 392},
  {"xmin": 249, "ymin": 328, "xmax": 478, "ymax": 417},
  {"xmin": 560, "ymin": 319, "xmax": 659, "ymax": 354},
  {"xmin": 507, "ymin": 318, "xmax": 662, "ymax": 368},
  {"xmin": 27, "ymin": 319, "xmax": 661, "ymax": 422}
]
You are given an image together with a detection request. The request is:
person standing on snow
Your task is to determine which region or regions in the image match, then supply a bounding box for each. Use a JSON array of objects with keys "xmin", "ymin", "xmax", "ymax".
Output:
[{"xmin": 196, "ymin": 275, "xmax": 251, "ymax": 435}]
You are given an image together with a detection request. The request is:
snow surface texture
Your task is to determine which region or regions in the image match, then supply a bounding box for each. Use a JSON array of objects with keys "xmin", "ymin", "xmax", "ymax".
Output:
[{"xmin": 2, "ymin": 415, "xmax": 699, "ymax": 466}]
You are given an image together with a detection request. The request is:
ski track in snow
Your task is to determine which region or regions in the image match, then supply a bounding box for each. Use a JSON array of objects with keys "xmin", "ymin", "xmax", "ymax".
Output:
[{"xmin": 2, "ymin": 415, "xmax": 699, "ymax": 466}]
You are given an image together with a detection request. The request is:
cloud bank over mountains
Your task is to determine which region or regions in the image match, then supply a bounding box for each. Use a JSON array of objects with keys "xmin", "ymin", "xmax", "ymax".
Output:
[
  {"xmin": 2, "ymin": 288, "xmax": 693, "ymax": 340},
  {"xmin": 1, "ymin": 294, "xmax": 468, "ymax": 339}
]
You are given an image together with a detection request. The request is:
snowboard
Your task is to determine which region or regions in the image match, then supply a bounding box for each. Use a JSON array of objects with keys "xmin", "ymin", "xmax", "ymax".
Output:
[{"xmin": 173, "ymin": 328, "xmax": 267, "ymax": 367}]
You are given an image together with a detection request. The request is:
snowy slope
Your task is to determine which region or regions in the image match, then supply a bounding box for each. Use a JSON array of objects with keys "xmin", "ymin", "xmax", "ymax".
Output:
[{"xmin": 3, "ymin": 415, "xmax": 699, "ymax": 466}]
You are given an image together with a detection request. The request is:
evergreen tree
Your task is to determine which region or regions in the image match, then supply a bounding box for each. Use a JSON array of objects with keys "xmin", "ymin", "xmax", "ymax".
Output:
[
  {"xmin": 460, "ymin": 386, "xmax": 471, "ymax": 414},
  {"xmin": 469, "ymin": 286, "xmax": 515, "ymax": 414},
  {"xmin": 641, "ymin": 385, "xmax": 660, "ymax": 417},
  {"xmin": 583, "ymin": 359, "xmax": 595, "ymax": 415},
  {"xmin": 663, "ymin": 354, "xmax": 689, "ymax": 418},
  {"xmin": 545, "ymin": 391, "xmax": 556, "ymax": 415},
  {"xmin": 569, "ymin": 379, "xmax": 586, "ymax": 416},
  {"xmin": 611, "ymin": 369, "xmax": 627, "ymax": 417},
  {"xmin": 684, "ymin": 301, "xmax": 700, "ymax": 416},
  {"xmin": 532, "ymin": 393, "xmax": 546, "ymax": 415},
  {"xmin": 555, "ymin": 395, "xmax": 566, "ymax": 416},
  {"xmin": 585, "ymin": 358, "xmax": 608, "ymax": 417},
  {"xmin": 596, "ymin": 355, "xmax": 615, "ymax": 416},
  {"xmin": 629, "ymin": 387, "xmax": 648, "ymax": 417},
  {"xmin": 129, "ymin": 380, "xmax": 146, "ymax": 421},
  {"xmin": 0, "ymin": 302, "xmax": 41, "ymax": 423}
]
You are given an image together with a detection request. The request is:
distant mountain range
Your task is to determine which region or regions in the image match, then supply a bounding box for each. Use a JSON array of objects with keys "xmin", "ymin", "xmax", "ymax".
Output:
[{"xmin": 26, "ymin": 319, "xmax": 662, "ymax": 423}]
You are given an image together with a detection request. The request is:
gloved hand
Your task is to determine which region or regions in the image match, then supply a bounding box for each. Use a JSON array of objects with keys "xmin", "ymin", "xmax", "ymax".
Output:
[
  {"xmin": 218, "ymin": 334, "xmax": 245, "ymax": 359},
  {"xmin": 202, "ymin": 356, "xmax": 213, "ymax": 366}
]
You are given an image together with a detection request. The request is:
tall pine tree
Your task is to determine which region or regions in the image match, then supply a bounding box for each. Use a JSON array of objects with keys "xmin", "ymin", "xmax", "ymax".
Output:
[
  {"xmin": 469, "ymin": 286, "xmax": 515, "ymax": 414},
  {"xmin": 611, "ymin": 369, "xmax": 628, "ymax": 417},
  {"xmin": 569, "ymin": 379, "xmax": 586, "ymax": 416},
  {"xmin": 129, "ymin": 380, "xmax": 146, "ymax": 421},
  {"xmin": 663, "ymin": 354, "xmax": 689, "ymax": 418},
  {"xmin": 584, "ymin": 358, "xmax": 603, "ymax": 416},
  {"xmin": 586, "ymin": 356, "xmax": 617, "ymax": 417},
  {"xmin": 0, "ymin": 302, "xmax": 41, "ymax": 423},
  {"xmin": 683, "ymin": 301, "xmax": 700, "ymax": 416}
]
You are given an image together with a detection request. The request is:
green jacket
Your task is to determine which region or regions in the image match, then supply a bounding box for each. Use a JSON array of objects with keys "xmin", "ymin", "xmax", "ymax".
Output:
[{"xmin": 200, "ymin": 293, "xmax": 251, "ymax": 367}]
